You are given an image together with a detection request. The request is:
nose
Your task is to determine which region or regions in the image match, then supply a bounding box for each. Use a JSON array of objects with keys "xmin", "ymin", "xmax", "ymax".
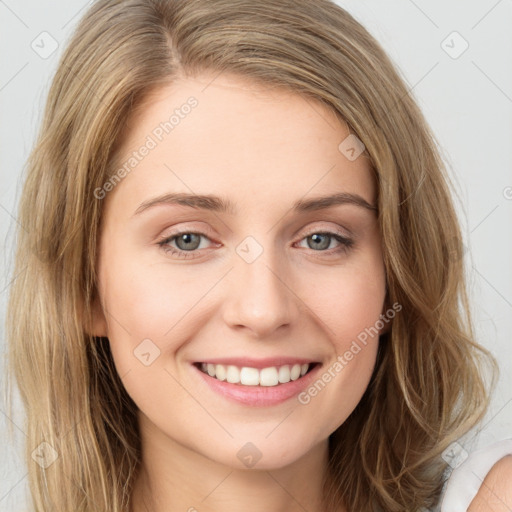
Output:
[{"xmin": 221, "ymin": 251, "xmax": 300, "ymax": 339}]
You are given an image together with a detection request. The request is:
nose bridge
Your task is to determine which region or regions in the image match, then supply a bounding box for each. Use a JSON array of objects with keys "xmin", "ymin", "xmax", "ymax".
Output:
[{"xmin": 222, "ymin": 236, "xmax": 298, "ymax": 337}]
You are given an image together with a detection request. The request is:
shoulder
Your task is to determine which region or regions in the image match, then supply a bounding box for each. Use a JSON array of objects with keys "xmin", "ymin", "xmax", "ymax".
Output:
[
  {"xmin": 440, "ymin": 439, "xmax": 512, "ymax": 512},
  {"xmin": 468, "ymin": 454, "xmax": 512, "ymax": 511}
]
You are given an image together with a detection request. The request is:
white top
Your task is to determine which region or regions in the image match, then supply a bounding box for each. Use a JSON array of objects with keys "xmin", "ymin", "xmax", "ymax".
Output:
[{"xmin": 440, "ymin": 438, "xmax": 512, "ymax": 511}]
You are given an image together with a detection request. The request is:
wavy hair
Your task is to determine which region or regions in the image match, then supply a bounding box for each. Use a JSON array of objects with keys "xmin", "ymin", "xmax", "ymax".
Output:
[{"xmin": 5, "ymin": 0, "xmax": 496, "ymax": 510}]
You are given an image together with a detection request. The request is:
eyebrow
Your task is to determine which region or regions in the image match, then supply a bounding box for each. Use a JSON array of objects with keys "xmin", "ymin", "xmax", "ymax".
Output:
[{"xmin": 133, "ymin": 191, "xmax": 377, "ymax": 217}]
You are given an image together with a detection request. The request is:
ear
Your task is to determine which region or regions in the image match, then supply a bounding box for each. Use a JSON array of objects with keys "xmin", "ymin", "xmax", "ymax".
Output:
[{"xmin": 84, "ymin": 293, "xmax": 108, "ymax": 337}]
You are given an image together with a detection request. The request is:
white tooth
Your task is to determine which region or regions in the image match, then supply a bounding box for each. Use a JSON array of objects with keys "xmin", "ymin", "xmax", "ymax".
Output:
[
  {"xmin": 259, "ymin": 367, "xmax": 279, "ymax": 386},
  {"xmin": 226, "ymin": 365, "xmax": 240, "ymax": 384},
  {"xmin": 215, "ymin": 364, "xmax": 226, "ymax": 381},
  {"xmin": 278, "ymin": 365, "xmax": 291, "ymax": 383},
  {"xmin": 240, "ymin": 367, "xmax": 260, "ymax": 386},
  {"xmin": 290, "ymin": 364, "xmax": 301, "ymax": 381},
  {"xmin": 205, "ymin": 363, "xmax": 308, "ymax": 385}
]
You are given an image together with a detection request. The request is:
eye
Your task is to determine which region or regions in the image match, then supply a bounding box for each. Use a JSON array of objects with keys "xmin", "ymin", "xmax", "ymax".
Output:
[
  {"xmin": 157, "ymin": 231, "xmax": 213, "ymax": 259},
  {"xmin": 156, "ymin": 229, "xmax": 354, "ymax": 259},
  {"xmin": 295, "ymin": 231, "xmax": 354, "ymax": 255}
]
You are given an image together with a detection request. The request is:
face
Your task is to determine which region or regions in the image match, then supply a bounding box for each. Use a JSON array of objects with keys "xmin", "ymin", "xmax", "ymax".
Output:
[{"xmin": 91, "ymin": 72, "xmax": 387, "ymax": 470}]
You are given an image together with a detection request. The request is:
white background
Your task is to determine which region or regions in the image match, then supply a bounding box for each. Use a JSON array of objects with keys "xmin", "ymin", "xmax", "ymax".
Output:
[{"xmin": 1, "ymin": 1, "xmax": 511, "ymax": 509}]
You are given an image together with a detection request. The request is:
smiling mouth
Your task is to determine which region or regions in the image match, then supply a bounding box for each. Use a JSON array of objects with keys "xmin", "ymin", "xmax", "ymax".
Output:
[{"xmin": 194, "ymin": 362, "xmax": 319, "ymax": 387}]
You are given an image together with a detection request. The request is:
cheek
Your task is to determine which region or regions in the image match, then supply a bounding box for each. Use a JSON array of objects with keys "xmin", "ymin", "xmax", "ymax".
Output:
[
  {"xmin": 99, "ymin": 258, "xmax": 201, "ymax": 414},
  {"xmin": 99, "ymin": 250, "xmax": 226, "ymax": 381},
  {"xmin": 309, "ymin": 258, "xmax": 386, "ymax": 346},
  {"xmin": 294, "ymin": 259, "xmax": 385, "ymax": 429},
  {"xmin": 100, "ymin": 239, "xmax": 204, "ymax": 334}
]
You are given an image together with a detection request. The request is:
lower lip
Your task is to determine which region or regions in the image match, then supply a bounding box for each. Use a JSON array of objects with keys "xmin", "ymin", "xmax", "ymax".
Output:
[{"xmin": 192, "ymin": 363, "xmax": 321, "ymax": 407}]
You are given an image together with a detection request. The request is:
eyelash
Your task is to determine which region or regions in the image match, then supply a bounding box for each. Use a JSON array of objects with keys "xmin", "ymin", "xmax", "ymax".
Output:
[{"xmin": 156, "ymin": 228, "xmax": 354, "ymax": 259}]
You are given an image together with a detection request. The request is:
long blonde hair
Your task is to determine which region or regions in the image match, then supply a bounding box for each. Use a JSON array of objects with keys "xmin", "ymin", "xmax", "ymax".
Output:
[{"xmin": 6, "ymin": 0, "xmax": 496, "ymax": 510}]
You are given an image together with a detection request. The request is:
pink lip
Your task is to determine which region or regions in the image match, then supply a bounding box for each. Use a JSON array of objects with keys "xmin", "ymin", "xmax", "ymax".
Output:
[
  {"xmin": 192, "ymin": 362, "xmax": 321, "ymax": 407},
  {"xmin": 195, "ymin": 357, "xmax": 317, "ymax": 369}
]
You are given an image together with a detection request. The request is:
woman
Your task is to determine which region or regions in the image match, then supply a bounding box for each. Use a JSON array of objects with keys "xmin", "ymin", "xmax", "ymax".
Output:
[{"xmin": 6, "ymin": 0, "xmax": 511, "ymax": 510}]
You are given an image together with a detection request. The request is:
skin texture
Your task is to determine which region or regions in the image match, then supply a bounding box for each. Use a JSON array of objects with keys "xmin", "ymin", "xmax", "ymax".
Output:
[
  {"xmin": 469, "ymin": 455, "xmax": 512, "ymax": 512},
  {"xmin": 90, "ymin": 72, "xmax": 388, "ymax": 512}
]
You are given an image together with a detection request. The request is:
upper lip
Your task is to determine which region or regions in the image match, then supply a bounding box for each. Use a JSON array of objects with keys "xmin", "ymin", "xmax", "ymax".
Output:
[{"xmin": 194, "ymin": 357, "xmax": 319, "ymax": 369}]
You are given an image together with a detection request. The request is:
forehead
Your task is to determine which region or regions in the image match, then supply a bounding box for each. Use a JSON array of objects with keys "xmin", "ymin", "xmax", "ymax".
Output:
[{"xmin": 104, "ymin": 72, "xmax": 376, "ymax": 216}]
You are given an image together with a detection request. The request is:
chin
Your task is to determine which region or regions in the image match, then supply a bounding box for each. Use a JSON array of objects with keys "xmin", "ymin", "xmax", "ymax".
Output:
[{"xmin": 197, "ymin": 432, "xmax": 326, "ymax": 472}]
